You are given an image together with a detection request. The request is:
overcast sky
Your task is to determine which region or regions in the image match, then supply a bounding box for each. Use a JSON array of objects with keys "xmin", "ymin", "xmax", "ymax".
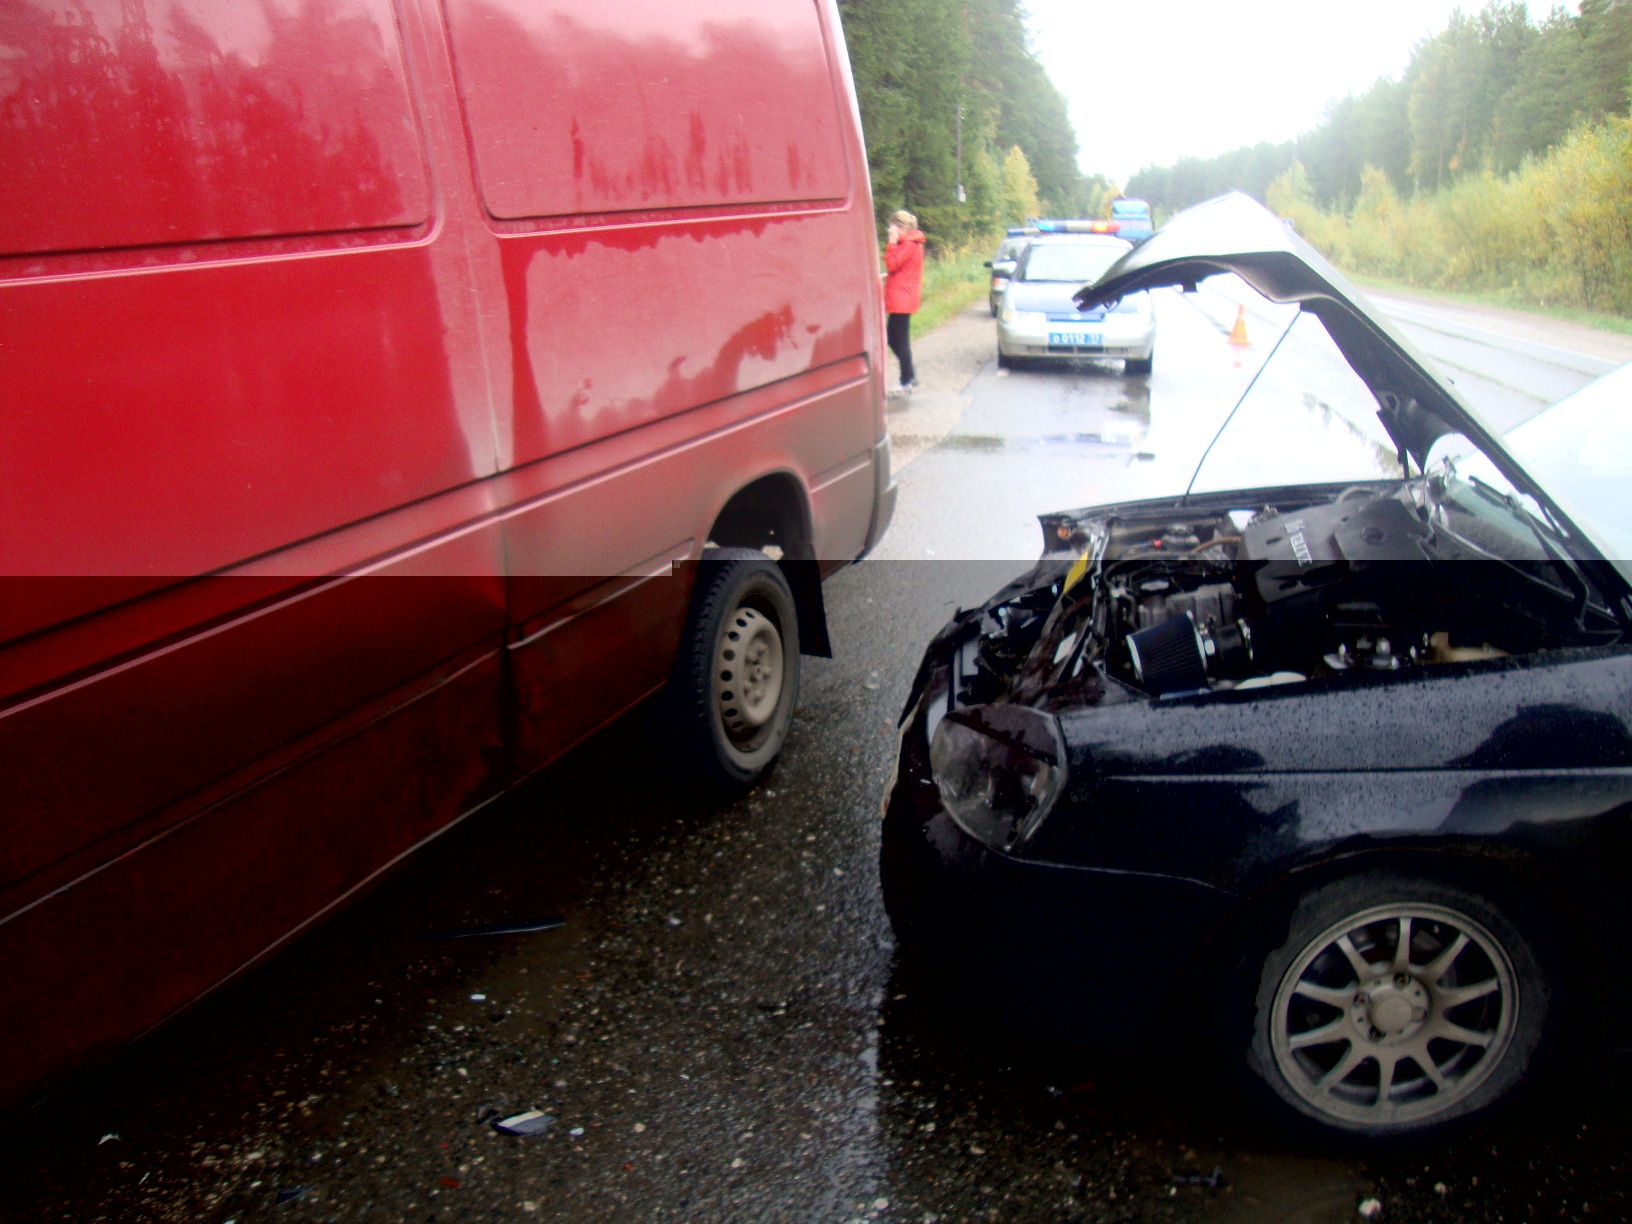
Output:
[{"xmin": 1023, "ymin": 0, "xmax": 1568, "ymax": 185}]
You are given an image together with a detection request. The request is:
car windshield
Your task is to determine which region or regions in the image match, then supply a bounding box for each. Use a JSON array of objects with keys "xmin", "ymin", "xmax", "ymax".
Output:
[
  {"xmin": 1021, "ymin": 243, "xmax": 1125, "ymax": 283},
  {"xmin": 1455, "ymin": 364, "xmax": 1632, "ymax": 567},
  {"xmin": 1110, "ymin": 200, "xmax": 1148, "ymax": 219}
]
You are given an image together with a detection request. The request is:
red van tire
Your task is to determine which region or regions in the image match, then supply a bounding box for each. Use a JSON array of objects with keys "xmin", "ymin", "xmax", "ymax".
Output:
[{"xmin": 668, "ymin": 548, "xmax": 800, "ymax": 792}]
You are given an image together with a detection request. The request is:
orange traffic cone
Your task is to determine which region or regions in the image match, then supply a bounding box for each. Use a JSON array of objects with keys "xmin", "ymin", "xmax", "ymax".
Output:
[{"xmin": 1227, "ymin": 304, "xmax": 1250, "ymax": 348}]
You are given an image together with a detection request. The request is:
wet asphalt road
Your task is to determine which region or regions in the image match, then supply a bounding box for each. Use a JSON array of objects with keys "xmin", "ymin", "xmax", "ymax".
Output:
[{"xmin": 6, "ymin": 294, "xmax": 1632, "ymax": 1223}]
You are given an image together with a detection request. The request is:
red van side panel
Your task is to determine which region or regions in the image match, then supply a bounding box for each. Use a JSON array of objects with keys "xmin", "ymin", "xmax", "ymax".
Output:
[
  {"xmin": 442, "ymin": 0, "xmax": 848, "ymax": 218},
  {"xmin": 0, "ymin": 0, "xmax": 431, "ymax": 256},
  {"xmin": 0, "ymin": 639, "xmax": 506, "ymax": 1107},
  {"xmin": 0, "ymin": 250, "xmax": 498, "ymax": 576},
  {"xmin": 485, "ymin": 216, "xmax": 870, "ymax": 472}
]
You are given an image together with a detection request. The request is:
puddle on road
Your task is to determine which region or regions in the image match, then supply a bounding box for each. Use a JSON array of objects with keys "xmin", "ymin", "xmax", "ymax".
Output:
[
  {"xmin": 936, "ymin": 433, "xmax": 1007, "ymax": 452},
  {"xmin": 872, "ymin": 981, "xmax": 1365, "ymax": 1223},
  {"xmin": 1220, "ymin": 1152, "xmax": 1358, "ymax": 1223},
  {"xmin": 934, "ymin": 429, "xmax": 1150, "ymax": 454}
]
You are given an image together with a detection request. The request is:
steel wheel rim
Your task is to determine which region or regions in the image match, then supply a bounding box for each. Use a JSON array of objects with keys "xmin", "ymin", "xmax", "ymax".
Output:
[
  {"xmin": 715, "ymin": 601, "xmax": 784, "ymax": 748},
  {"xmin": 1269, "ymin": 902, "xmax": 1517, "ymax": 1128}
]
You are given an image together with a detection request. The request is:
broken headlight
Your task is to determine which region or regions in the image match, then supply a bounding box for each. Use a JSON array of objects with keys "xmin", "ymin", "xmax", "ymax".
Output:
[{"xmin": 929, "ymin": 704, "xmax": 1067, "ymax": 853}]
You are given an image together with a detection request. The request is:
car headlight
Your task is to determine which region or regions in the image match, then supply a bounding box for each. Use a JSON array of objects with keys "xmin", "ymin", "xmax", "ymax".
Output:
[
  {"xmin": 929, "ymin": 704, "xmax": 1067, "ymax": 852},
  {"xmin": 1000, "ymin": 306, "xmax": 1047, "ymax": 327}
]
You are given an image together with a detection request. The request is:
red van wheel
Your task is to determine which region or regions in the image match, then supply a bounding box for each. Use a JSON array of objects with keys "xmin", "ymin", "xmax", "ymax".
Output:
[{"xmin": 669, "ymin": 549, "xmax": 800, "ymax": 792}]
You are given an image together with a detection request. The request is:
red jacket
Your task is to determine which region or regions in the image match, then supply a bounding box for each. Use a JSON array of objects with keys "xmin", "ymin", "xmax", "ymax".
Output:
[{"xmin": 883, "ymin": 229, "xmax": 926, "ymax": 314}]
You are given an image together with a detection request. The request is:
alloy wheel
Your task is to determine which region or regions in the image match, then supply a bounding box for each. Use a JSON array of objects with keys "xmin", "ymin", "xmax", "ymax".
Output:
[{"xmin": 1269, "ymin": 902, "xmax": 1517, "ymax": 1127}]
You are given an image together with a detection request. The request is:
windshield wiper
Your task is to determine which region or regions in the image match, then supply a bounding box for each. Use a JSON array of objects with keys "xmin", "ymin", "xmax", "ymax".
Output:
[
  {"xmin": 1461, "ymin": 471, "xmax": 1596, "ymax": 629},
  {"xmin": 1466, "ymin": 472, "xmax": 1568, "ymax": 543}
]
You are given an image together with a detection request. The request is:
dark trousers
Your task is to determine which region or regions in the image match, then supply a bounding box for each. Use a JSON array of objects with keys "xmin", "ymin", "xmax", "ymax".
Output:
[{"xmin": 887, "ymin": 312, "xmax": 915, "ymax": 386}]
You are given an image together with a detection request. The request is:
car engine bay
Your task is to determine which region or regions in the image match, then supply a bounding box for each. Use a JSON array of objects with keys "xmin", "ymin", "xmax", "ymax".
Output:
[{"xmin": 958, "ymin": 473, "xmax": 1625, "ymax": 707}]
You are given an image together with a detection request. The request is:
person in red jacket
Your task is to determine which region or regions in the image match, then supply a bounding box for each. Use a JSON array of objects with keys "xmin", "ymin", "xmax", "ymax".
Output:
[{"xmin": 883, "ymin": 209, "xmax": 926, "ymax": 392}]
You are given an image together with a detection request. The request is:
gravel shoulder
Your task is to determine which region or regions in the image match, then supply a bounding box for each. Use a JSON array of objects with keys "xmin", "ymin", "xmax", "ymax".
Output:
[{"xmin": 886, "ymin": 302, "xmax": 995, "ymax": 470}]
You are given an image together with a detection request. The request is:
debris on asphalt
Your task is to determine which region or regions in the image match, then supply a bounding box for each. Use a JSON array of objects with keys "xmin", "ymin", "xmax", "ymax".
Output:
[
  {"xmin": 97, "ymin": 1134, "xmax": 119, "ymax": 1145},
  {"xmin": 1358, "ymin": 1197, "xmax": 1383, "ymax": 1219},
  {"xmin": 1172, "ymin": 1166, "xmax": 1224, "ymax": 1189},
  {"xmin": 424, "ymin": 919, "xmax": 566, "ymax": 939},
  {"xmin": 863, "ymin": 671, "xmax": 880, "ymax": 690},
  {"xmin": 438, "ymin": 1177, "xmax": 461, "ymax": 1188},
  {"xmin": 1044, "ymin": 1085, "xmax": 1063, "ymax": 1098},
  {"xmin": 275, "ymin": 1186, "xmax": 308, "ymax": 1205},
  {"xmin": 493, "ymin": 1110, "xmax": 555, "ymax": 1137}
]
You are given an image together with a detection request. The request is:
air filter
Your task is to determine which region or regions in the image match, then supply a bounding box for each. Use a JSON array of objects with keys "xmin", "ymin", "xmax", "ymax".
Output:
[{"xmin": 1128, "ymin": 613, "xmax": 1208, "ymax": 696}]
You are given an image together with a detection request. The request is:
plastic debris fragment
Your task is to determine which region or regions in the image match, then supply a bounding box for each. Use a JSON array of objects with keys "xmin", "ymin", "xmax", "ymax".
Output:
[
  {"xmin": 494, "ymin": 1110, "xmax": 555, "ymax": 1137},
  {"xmin": 1172, "ymin": 1166, "xmax": 1224, "ymax": 1189}
]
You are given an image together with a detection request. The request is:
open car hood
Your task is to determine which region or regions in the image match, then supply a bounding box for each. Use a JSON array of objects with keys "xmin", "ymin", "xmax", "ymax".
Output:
[{"xmin": 1075, "ymin": 193, "xmax": 1505, "ymax": 477}]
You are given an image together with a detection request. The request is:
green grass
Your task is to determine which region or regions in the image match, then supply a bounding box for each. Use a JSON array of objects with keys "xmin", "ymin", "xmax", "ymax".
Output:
[
  {"xmin": 1347, "ymin": 273, "xmax": 1632, "ymax": 338},
  {"xmin": 913, "ymin": 246, "xmax": 992, "ymax": 336}
]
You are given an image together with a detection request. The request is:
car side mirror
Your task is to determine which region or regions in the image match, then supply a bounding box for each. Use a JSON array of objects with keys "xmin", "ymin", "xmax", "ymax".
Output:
[{"xmin": 983, "ymin": 261, "xmax": 992, "ymax": 268}]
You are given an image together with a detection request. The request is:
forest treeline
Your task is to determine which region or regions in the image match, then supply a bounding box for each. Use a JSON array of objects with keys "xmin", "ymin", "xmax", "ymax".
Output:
[
  {"xmin": 1127, "ymin": 0, "xmax": 1632, "ymax": 211},
  {"xmin": 838, "ymin": 0, "xmax": 1104, "ymax": 246},
  {"xmin": 1124, "ymin": 1, "xmax": 1632, "ymax": 316}
]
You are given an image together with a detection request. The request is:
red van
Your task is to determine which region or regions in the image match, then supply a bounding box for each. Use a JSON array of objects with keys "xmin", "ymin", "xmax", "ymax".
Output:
[{"xmin": 0, "ymin": 0, "xmax": 891, "ymax": 1110}]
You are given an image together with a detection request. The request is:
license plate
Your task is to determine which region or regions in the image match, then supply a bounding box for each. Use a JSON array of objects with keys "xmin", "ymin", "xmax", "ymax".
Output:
[{"xmin": 1048, "ymin": 330, "xmax": 1101, "ymax": 346}]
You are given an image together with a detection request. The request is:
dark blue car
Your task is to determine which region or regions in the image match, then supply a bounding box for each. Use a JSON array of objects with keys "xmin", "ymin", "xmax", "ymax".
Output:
[{"xmin": 882, "ymin": 194, "xmax": 1632, "ymax": 1149}]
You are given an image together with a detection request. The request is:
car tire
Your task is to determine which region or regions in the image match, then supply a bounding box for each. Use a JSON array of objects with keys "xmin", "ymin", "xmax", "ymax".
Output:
[
  {"xmin": 1231, "ymin": 871, "xmax": 1554, "ymax": 1149},
  {"xmin": 667, "ymin": 548, "xmax": 800, "ymax": 793},
  {"xmin": 989, "ymin": 300, "xmax": 999, "ymax": 317},
  {"xmin": 1125, "ymin": 352, "xmax": 1154, "ymax": 375},
  {"xmin": 996, "ymin": 350, "xmax": 1014, "ymax": 370}
]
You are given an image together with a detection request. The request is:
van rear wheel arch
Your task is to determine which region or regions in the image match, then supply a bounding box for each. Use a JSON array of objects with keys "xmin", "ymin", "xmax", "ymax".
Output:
[{"xmin": 706, "ymin": 472, "xmax": 829, "ymax": 658}]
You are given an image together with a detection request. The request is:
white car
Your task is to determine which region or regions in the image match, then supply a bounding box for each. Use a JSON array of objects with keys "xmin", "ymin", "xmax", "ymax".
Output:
[
  {"xmin": 985, "ymin": 236, "xmax": 1028, "ymax": 316},
  {"xmin": 997, "ymin": 235, "xmax": 1155, "ymax": 373}
]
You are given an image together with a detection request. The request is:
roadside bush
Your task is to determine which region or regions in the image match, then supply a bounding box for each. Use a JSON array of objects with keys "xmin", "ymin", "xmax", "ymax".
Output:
[
  {"xmin": 1266, "ymin": 118, "xmax": 1632, "ymax": 317},
  {"xmin": 914, "ymin": 243, "xmax": 991, "ymax": 334},
  {"xmin": 1534, "ymin": 118, "xmax": 1632, "ymax": 312}
]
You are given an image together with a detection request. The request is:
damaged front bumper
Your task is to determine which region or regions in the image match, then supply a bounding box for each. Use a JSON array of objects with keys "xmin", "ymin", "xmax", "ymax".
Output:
[{"xmin": 880, "ymin": 637, "xmax": 1237, "ymax": 1051}]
